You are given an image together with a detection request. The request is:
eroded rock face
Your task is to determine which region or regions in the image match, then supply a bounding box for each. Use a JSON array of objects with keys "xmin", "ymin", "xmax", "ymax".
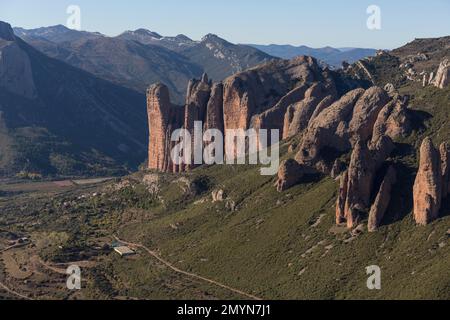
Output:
[
  {"xmin": 147, "ymin": 83, "xmax": 184, "ymax": 173},
  {"xmin": 344, "ymin": 141, "xmax": 375, "ymax": 228},
  {"xmin": 336, "ymin": 170, "xmax": 349, "ymax": 224},
  {"xmin": 336, "ymin": 136, "xmax": 394, "ymax": 229},
  {"xmin": 433, "ymin": 59, "xmax": 449, "ymax": 89},
  {"xmin": 296, "ymin": 88, "xmax": 365, "ymax": 168},
  {"xmin": 185, "ymin": 74, "xmax": 211, "ymax": 131},
  {"xmin": 348, "ymin": 87, "xmax": 390, "ymax": 144},
  {"xmin": 371, "ymin": 97, "xmax": 410, "ymax": 145},
  {"xmin": 283, "ymin": 83, "xmax": 330, "ymax": 139},
  {"xmin": 413, "ymin": 137, "xmax": 442, "ymax": 225},
  {"xmin": 258, "ymin": 84, "xmax": 310, "ymax": 139},
  {"xmin": 205, "ymin": 82, "xmax": 224, "ymax": 132},
  {"xmin": 368, "ymin": 166, "xmax": 396, "ymax": 232},
  {"xmin": 440, "ymin": 142, "xmax": 450, "ymax": 199},
  {"xmin": 275, "ymin": 159, "xmax": 304, "ymax": 192}
]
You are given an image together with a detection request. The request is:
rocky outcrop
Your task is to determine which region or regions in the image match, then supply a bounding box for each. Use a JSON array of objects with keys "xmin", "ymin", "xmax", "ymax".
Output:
[
  {"xmin": 275, "ymin": 159, "xmax": 305, "ymax": 192},
  {"xmin": 296, "ymin": 88, "xmax": 365, "ymax": 169},
  {"xmin": 184, "ymin": 74, "xmax": 212, "ymax": 170},
  {"xmin": 204, "ymin": 82, "xmax": 224, "ymax": 132},
  {"xmin": 368, "ymin": 166, "xmax": 396, "ymax": 232},
  {"xmin": 344, "ymin": 141, "xmax": 376, "ymax": 228},
  {"xmin": 148, "ymin": 56, "xmax": 339, "ymax": 173},
  {"xmin": 413, "ymin": 138, "xmax": 442, "ymax": 225},
  {"xmin": 212, "ymin": 189, "xmax": 226, "ymax": 202},
  {"xmin": 433, "ymin": 59, "xmax": 449, "ymax": 89},
  {"xmin": 336, "ymin": 170, "xmax": 349, "ymax": 224},
  {"xmin": 283, "ymin": 83, "xmax": 331, "ymax": 139},
  {"xmin": 371, "ymin": 97, "xmax": 410, "ymax": 145},
  {"xmin": 348, "ymin": 87, "xmax": 390, "ymax": 143},
  {"xmin": 147, "ymin": 83, "xmax": 184, "ymax": 173},
  {"xmin": 440, "ymin": 142, "xmax": 450, "ymax": 199},
  {"xmin": 337, "ymin": 136, "xmax": 394, "ymax": 228},
  {"xmin": 258, "ymin": 84, "xmax": 310, "ymax": 139}
]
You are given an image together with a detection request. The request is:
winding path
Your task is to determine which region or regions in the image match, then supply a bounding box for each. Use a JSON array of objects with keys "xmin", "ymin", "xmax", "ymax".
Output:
[
  {"xmin": 114, "ymin": 236, "xmax": 262, "ymax": 300},
  {"xmin": 0, "ymin": 281, "xmax": 33, "ymax": 300}
]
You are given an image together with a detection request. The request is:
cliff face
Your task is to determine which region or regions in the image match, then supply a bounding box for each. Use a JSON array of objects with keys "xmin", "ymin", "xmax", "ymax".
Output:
[
  {"xmin": 147, "ymin": 84, "xmax": 184, "ymax": 173},
  {"xmin": 413, "ymin": 138, "xmax": 443, "ymax": 225},
  {"xmin": 147, "ymin": 56, "xmax": 343, "ymax": 172}
]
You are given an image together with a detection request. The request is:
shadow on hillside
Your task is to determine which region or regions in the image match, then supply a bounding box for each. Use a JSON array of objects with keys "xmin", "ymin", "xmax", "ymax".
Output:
[
  {"xmin": 381, "ymin": 161, "xmax": 417, "ymax": 226},
  {"xmin": 440, "ymin": 195, "xmax": 450, "ymax": 219},
  {"xmin": 408, "ymin": 109, "xmax": 433, "ymax": 133}
]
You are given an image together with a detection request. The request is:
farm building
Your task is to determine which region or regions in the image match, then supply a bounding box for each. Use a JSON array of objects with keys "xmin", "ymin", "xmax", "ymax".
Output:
[{"xmin": 114, "ymin": 246, "xmax": 135, "ymax": 257}]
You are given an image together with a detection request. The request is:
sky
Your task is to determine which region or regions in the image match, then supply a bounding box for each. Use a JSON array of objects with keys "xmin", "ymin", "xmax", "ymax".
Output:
[{"xmin": 1, "ymin": 0, "xmax": 449, "ymax": 49}]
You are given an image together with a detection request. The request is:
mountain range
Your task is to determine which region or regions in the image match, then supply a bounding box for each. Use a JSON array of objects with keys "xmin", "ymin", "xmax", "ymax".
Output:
[
  {"xmin": 249, "ymin": 44, "xmax": 377, "ymax": 68},
  {"xmin": 0, "ymin": 21, "xmax": 147, "ymax": 177},
  {"xmin": 0, "ymin": 22, "xmax": 394, "ymax": 178},
  {"xmin": 13, "ymin": 25, "xmax": 274, "ymax": 103}
]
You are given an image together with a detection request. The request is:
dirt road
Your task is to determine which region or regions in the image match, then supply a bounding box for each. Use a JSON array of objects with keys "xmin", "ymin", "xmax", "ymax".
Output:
[{"xmin": 114, "ymin": 236, "xmax": 262, "ymax": 300}]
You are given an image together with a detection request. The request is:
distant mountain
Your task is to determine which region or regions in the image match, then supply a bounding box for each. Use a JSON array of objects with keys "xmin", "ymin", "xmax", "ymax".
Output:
[
  {"xmin": 14, "ymin": 26, "xmax": 274, "ymax": 103},
  {"xmin": 0, "ymin": 21, "xmax": 148, "ymax": 177},
  {"xmin": 249, "ymin": 44, "xmax": 377, "ymax": 68},
  {"xmin": 13, "ymin": 24, "xmax": 104, "ymax": 43},
  {"xmin": 117, "ymin": 31, "xmax": 276, "ymax": 80},
  {"xmin": 116, "ymin": 29, "xmax": 197, "ymax": 52},
  {"xmin": 181, "ymin": 34, "xmax": 275, "ymax": 82}
]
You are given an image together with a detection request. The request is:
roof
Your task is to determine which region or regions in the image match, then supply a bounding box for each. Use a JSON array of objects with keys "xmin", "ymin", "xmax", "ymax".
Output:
[{"xmin": 113, "ymin": 246, "xmax": 135, "ymax": 256}]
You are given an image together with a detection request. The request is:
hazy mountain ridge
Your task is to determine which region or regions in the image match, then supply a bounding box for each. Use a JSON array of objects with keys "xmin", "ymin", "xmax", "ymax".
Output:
[{"xmin": 249, "ymin": 43, "xmax": 377, "ymax": 68}]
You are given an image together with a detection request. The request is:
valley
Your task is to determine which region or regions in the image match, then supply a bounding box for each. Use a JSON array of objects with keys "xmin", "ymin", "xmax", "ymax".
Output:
[{"xmin": 0, "ymin": 7, "xmax": 449, "ymax": 301}]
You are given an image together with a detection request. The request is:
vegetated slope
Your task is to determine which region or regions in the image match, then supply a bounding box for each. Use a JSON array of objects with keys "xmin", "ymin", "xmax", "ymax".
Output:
[
  {"xmin": 0, "ymin": 21, "xmax": 148, "ymax": 177},
  {"xmin": 15, "ymin": 26, "xmax": 203, "ymax": 104},
  {"xmin": 104, "ymin": 37, "xmax": 449, "ymax": 299},
  {"xmin": 14, "ymin": 26, "xmax": 275, "ymax": 103},
  {"xmin": 55, "ymin": 134, "xmax": 448, "ymax": 299}
]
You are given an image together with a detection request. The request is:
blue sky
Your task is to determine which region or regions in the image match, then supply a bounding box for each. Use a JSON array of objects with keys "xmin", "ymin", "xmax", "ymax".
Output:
[{"xmin": 1, "ymin": 0, "xmax": 449, "ymax": 49}]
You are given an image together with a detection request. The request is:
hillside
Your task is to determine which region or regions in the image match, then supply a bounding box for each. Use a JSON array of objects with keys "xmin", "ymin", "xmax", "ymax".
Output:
[
  {"xmin": 0, "ymin": 35, "xmax": 449, "ymax": 300},
  {"xmin": 14, "ymin": 26, "xmax": 275, "ymax": 103},
  {"xmin": 0, "ymin": 21, "xmax": 148, "ymax": 178}
]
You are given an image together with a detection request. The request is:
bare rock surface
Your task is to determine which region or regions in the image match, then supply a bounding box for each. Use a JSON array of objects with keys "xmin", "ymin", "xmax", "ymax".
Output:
[{"xmin": 413, "ymin": 137, "xmax": 442, "ymax": 225}]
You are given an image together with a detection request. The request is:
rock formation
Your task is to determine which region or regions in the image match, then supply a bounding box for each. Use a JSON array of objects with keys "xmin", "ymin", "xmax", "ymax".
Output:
[
  {"xmin": 336, "ymin": 170, "xmax": 349, "ymax": 224},
  {"xmin": 344, "ymin": 141, "xmax": 376, "ymax": 228},
  {"xmin": 413, "ymin": 137, "xmax": 442, "ymax": 225},
  {"xmin": 204, "ymin": 82, "xmax": 224, "ymax": 132},
  {"xmin": 147, "ymin": 83, "xmax": 184, "ymax": 173},
  {"xmin": 184, "ymin": 74, "xmax": 212, "ymax": 170},
  {"xmin": 348, "ymin": 87, "xmax": 390, "ymax": 143},
  {"xmin": 147, "ymin": 56, "xmax": 337, "ymax": 172},
  {"xmin": 296, "ymin": 88, "xmax": 365, "ymax": 169},
  {"xmin": 368, "ymin": 166, "xmax": 396, "ymax": 232},
  {"xmin": 433, "ymin": 59, "xmax": 449, "ymax": 89},
  {"xmin": 371, "ymin": 97, "xmax": 410, "ymax": 146},
  {"xmin": 337, "ymin": 136, "xmax": 394, "ymax": 229},
  {"xmin": 440, "ymin": 142, "xmax": 450, "ymax": 199},
  {"xmin": 282, "ymin": 83, "xmax": 331, "ymax": 139},
  {"xmin": 275, "ymin": 159, "xmax": 305, "ymax": 192}
]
